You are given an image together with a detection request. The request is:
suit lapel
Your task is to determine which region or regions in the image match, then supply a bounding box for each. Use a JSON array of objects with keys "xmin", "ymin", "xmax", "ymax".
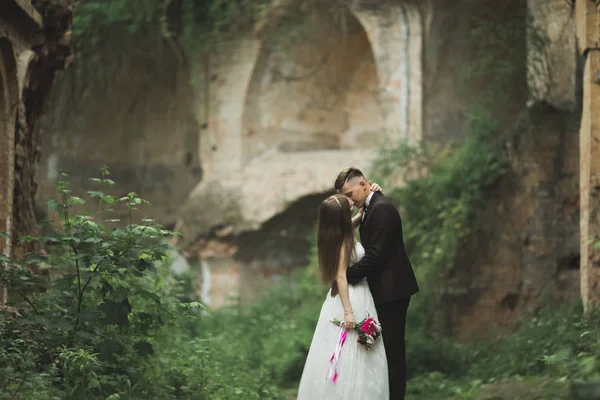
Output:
[{"xmin": 361, "ymin": 192, "xmax": 380, "ymax": 226}]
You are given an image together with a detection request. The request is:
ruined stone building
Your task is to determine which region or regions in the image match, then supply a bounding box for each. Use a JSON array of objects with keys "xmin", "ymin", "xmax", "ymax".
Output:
[
  {"xmin": 0, "ymin": 0, "xmax": 590, "ymax": 338},
  {"xmin": 0, "ymin": 0, "xmax": 72, "ymax": 304}
]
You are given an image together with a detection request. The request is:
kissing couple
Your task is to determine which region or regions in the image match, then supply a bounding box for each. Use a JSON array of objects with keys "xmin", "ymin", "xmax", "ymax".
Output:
[{"xmin": 297, "ymin": 167, "xmax": 419, "ymax": 400}]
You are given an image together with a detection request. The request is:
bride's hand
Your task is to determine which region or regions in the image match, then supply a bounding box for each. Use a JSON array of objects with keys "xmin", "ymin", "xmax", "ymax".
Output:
[
  {"xmin": 344, "ymin": 312, "xmax": 355, "ymax": 331},
  {"xmin": 370, "ymin": 181, "xmax": 383, "ymax": 192}
]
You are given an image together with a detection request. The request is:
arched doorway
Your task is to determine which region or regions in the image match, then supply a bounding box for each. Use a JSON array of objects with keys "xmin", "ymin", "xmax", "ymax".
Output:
[{"xmin": 241, "ymin": 7, "xmax": 382, "ymax": 166}]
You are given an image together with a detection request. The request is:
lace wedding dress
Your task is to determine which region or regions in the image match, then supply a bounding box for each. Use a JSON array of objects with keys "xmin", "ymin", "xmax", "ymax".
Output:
[{"xmin": 297, "ymin": 242, "xmax": 389, "ymax": 399}]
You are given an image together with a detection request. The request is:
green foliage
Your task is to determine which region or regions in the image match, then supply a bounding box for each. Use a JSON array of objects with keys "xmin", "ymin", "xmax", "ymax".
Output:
[
  {"xmin": 469, "ymin": 304, "xmax": 600, "ymax": 381},
  {"xmin": 73, "ymin": 0, "xmax": 271, "ymax": 52},
  {"xmin": 589, "ymin": 236, "xmax": 600, "ymax": 254},
  {"xmin": 68, "ymin": 0, "xmax": 271, "ymax": 103},
  {"xmin": 404, "ymin": 303, "xmax": 600, "ymax": 399},
  {"xmin": 0, "ymin": 168, "xmax": 284, "ymax": 399},
  {"xmin": 196, "ymin": 246, "xmax": 327, "ymax": 390},
  {"xmin": 2, "ymin": 168, "xmax": 594, "ymax": 399}
]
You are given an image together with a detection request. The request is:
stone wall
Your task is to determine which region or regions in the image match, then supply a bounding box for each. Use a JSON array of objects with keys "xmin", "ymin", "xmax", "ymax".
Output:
[
  {"xmin": 37, "ymin": 43, "xmax": 201, "ymax": 226},
  {"xmin": 450, "ymin": 104, "xmax": 580, "ymax": 339},
  {"xmin": 32, "ymin": 0, "xmax": 587, "ymax": 338},
  {"xmin": 0, "ymin": 1, "xmax": 42, "ymax": 304},
  {"xmin": 528, "ymin": 0, "xmax": 578, "ymax": 110},
  {"xmin": 444, "ymin": 0, "xmax": 582, "ymax": 338},
  {"xmin": 0, "ymin": 0, "xmax": 72, "ymax": 304},
  {"xmin": 0, "ymin": 37, "xmax": 20, "ymax": 305},
  {"xmin": 179, "ymin": 0, "xmax": 544, "ymax": 313},
  {"xmin": 576, "ymin": 0, "xmax": 600, "ymax": 313}
]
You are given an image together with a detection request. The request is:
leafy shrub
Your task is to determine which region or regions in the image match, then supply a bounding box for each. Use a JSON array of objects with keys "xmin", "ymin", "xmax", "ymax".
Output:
[{"xmin": 0, "ymin": 167, "xmax": 284, "ymax": 399}]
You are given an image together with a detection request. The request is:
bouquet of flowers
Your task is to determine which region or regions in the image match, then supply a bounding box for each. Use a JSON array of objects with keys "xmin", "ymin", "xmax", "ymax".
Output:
[{"xmin": 331, "ymin": 315, "xmax": 382, "ymax": 350}]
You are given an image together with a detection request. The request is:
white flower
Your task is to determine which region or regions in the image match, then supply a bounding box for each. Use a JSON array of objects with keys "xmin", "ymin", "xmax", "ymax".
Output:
[{"xmin": 366, "ymin": 335, "xmax": 374, "ymax": 345}]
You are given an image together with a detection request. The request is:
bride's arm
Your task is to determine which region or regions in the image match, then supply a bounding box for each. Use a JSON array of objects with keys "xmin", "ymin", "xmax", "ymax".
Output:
[{"xmin": 336, "ymin": 246, "xmax": 355, "ymax": 331}]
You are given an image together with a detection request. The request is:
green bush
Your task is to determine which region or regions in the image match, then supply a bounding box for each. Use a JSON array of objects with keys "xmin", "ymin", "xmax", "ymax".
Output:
[{"xmin": 0, "ymin": 167, "xmax": 284, "ymax": 399}]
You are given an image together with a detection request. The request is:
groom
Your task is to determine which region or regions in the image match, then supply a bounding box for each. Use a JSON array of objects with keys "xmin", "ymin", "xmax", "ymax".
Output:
[{"xmin": 334, "ymin": 167, "xmax": 419, "ymax": 400}]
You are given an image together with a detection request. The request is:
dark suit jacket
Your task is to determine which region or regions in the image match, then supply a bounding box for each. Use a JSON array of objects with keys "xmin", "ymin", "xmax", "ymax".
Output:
[{"xmin": 347, "ymin": 192, "xmax": 419, "ymax": 305}]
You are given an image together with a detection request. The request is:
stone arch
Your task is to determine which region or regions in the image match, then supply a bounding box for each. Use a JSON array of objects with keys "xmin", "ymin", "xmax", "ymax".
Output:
[
  {"xmin": 241, "ymin": 7, "xmax": 383, "ymax": 166},
  {"xmin": 350, "ymin": 2, "xmax": 423, "ymax": 144}
]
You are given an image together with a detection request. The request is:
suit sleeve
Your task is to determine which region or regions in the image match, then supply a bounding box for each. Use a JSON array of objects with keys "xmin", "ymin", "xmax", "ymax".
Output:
[{"xmin": 347, "ymin": 203, "xmax": 400, "ymax": 285}]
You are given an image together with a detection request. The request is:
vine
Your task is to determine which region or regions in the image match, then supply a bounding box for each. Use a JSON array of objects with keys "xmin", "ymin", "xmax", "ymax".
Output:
[{"xmin": 57, "ymin": 0, "xmax": 271, "ymax": 110}]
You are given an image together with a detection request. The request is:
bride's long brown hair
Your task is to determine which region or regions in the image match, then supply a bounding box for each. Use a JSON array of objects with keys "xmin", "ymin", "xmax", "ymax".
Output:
[{"xmin": 317, "ymin": 194, "xmax": 355, "ymax": 285}]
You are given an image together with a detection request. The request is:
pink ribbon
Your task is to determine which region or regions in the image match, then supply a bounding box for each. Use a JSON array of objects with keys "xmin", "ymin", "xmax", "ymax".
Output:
[{"xmin": 326, "ymin": 322, "xmax": 347, "ymax": 383}]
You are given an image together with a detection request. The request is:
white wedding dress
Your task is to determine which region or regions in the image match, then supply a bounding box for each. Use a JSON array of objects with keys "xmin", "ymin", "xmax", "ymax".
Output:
[{"xmin": 297, "ymin": 242, "xmax": 389, "ymax": 399}]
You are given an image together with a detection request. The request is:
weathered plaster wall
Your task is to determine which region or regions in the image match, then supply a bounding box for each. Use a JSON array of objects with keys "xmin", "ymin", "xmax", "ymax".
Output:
[
  {"xmin": 183, "ymin": 2, "xmax": 424, "ymax": 241},
  {"xmin": 0, "ymin": 1, "xmax": 45, "ymax": 304},
  {"xmin": 576, "ymin": 0, "xmax": 600, "ymax": 313},
  {"xmin": 0, "ymin": 38, "xmax": 18, "ymax": 276},
  {"xmin": 31, "ymin": 0, "xmax": 586, "ymax": 338},
  {"xmin": 450, "ymin": 105, "xmax": 580, "ymax": 339},
  {"xmin": 447, "ymin": 0, "xmax": 582, "ymax": 338},
  {"xmin": 242, "ymin": 13, "xmax": 381, "ymax": 161},
  {"xmin": 528, "ymin": 0, "xmax": 578, "ymax": 110},
  {"xmin": 37, "ymin": 46, "xmax": 201, "ymax": 225}
]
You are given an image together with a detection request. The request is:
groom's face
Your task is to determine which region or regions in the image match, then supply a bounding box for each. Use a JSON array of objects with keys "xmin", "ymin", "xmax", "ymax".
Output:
[{"xmin": 341, "ymin": 179, "xmax": 368, "ymax": 208}]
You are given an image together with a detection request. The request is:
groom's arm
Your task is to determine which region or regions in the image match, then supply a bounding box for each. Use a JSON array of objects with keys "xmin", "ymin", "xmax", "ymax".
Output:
[{"xmin": 346, "ymin": 203, "xmax": 400, "ymax": 285}]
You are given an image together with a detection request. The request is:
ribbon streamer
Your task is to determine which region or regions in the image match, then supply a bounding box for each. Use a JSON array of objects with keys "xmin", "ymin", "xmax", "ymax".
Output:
[{"xmin": 326, "ymin": 322, "xmax": 348, "ymax": 383}]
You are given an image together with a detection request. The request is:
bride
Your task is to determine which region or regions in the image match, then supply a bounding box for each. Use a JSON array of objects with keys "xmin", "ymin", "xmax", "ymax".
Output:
[{"xmin": 297, "ymin": 191, "xmax": 388, "ymax": 399}]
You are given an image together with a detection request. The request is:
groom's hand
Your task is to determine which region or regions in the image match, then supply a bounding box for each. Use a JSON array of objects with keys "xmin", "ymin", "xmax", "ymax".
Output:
[{"xmin": 330, "ymin": 281, "xmax": 339, "ymax": 297}]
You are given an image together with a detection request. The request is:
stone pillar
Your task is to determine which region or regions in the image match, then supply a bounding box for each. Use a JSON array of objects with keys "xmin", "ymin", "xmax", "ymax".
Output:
[
  {"xmin": 576, "ymin": 0, "xmax": 600, "ymax": 313},
  {"xmin": 352, "ymin": 3, "xmax": 423, "ymax": 144},
  {"xmin": 527, "ymin": 0, "xmax": 577, "ymax": 109},
  {"xmin": 0, "ymin": 50, "xmax": 15, "ymax": 306},
  {"xmin": 196, "ymin": 38, "xmax": 261, "ymax": 176}
]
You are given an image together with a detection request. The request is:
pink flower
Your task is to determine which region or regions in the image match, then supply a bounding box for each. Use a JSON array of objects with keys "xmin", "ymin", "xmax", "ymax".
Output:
[{"xmin": 361, "ymin": 318, "xmax": 377, "ymax": 335}]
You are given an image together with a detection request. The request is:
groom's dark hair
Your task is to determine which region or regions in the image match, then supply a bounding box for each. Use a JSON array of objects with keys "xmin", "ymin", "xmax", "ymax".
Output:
[{"xmin": 335, "ymin": 167, "xmax": 366, "ymax": 192}]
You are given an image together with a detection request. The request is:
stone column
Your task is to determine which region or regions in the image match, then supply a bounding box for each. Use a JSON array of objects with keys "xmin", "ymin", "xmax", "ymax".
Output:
[
  {"xmin": 352, "ymin": 3, "xmax": 423, "ymax": 144},
  {"xmin": 576, "ymin": 0, "xmax": 600, "ymax": 313},
  {"xmin": 0, "ymin": 52, "xmax": 15, "ymax": 306},
  {"xmin": 196, "ymin": 38, "xmax": 261, "ymax": 176}
]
